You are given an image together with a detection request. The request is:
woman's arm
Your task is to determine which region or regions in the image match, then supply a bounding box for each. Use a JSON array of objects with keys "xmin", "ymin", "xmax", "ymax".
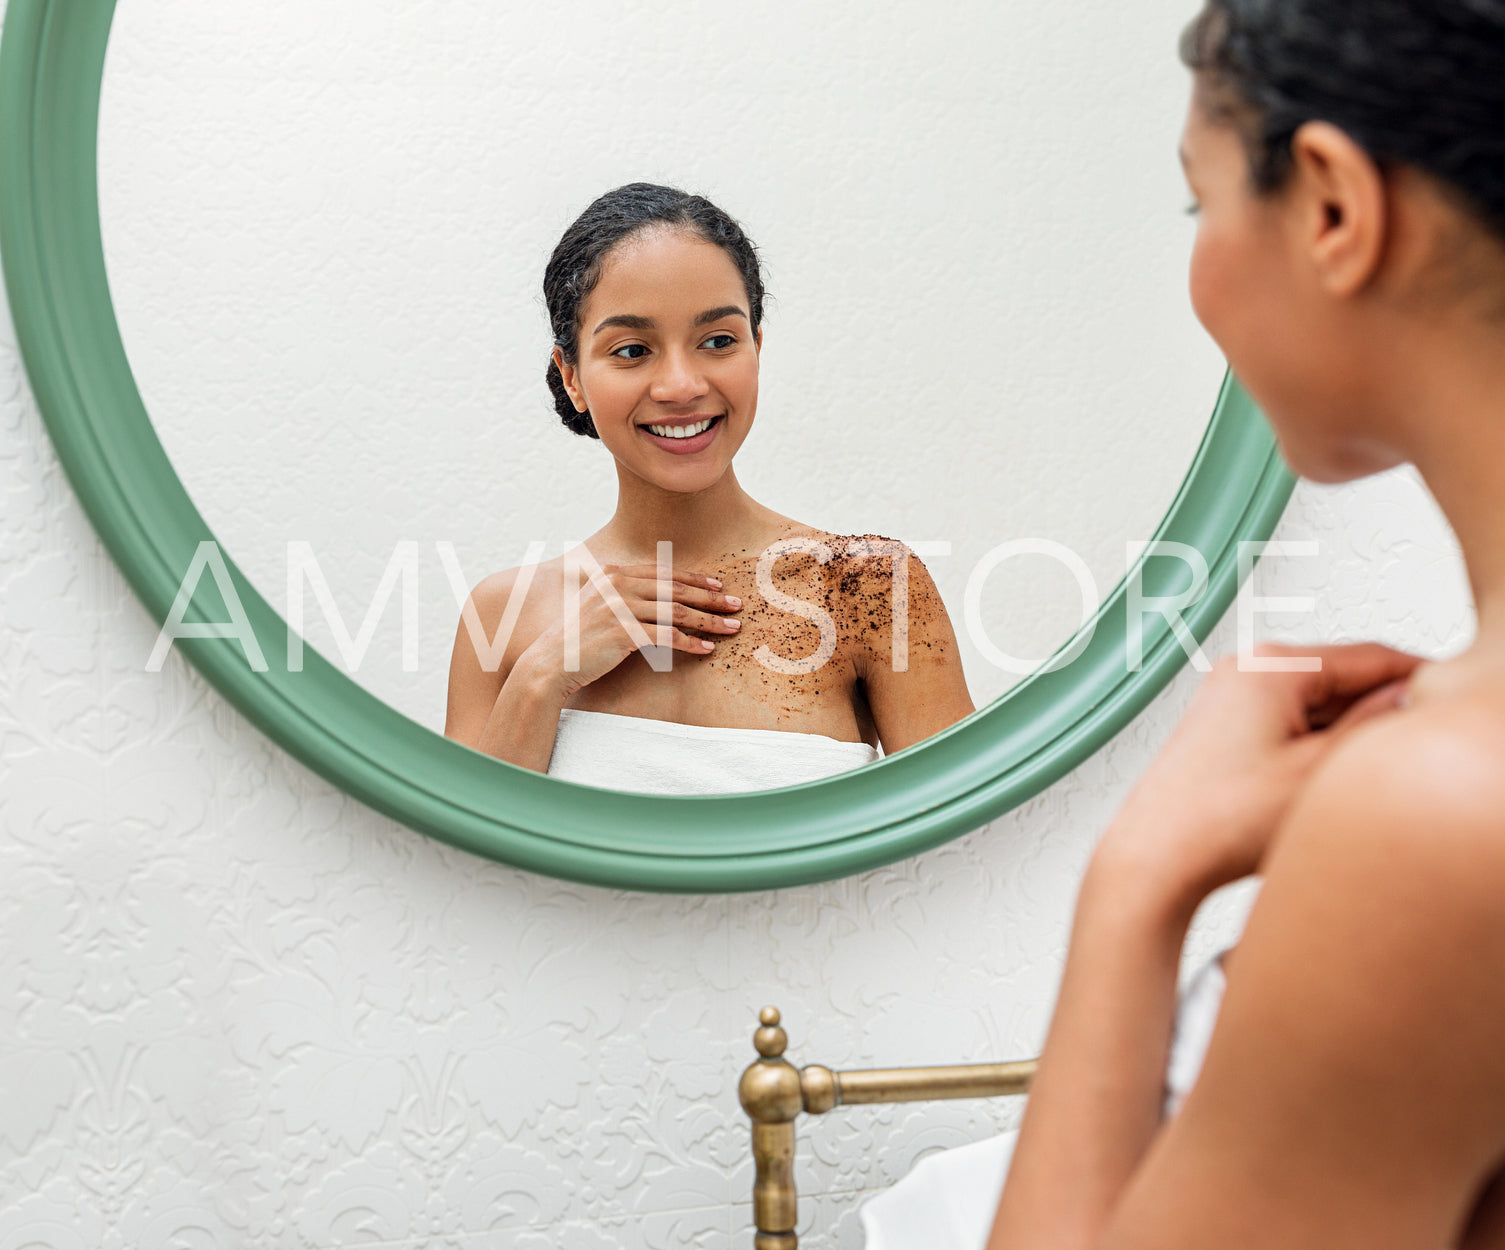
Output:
[
  {"xmin": 844, "ymin": 541, "xmax": 975, "ymax": 752},
  {"xmin": 988, "ymin": 644, "xmax": 1449, "ymax": 1250},
  {"xmin": 444, "ymin": 567, "xmax": 569, "ymax": 772},
  {"xmin": 986, "ymin": 837, "xmax": 1194, "ymax": 1250}
]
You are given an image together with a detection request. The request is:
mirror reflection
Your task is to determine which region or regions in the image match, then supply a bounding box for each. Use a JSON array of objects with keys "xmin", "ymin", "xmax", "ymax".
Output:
[
  {"xmin": 446, "ymin": 184, "xmax": 975, "ymax": 789},
  {"xmin": 98, "ymin": 0, "xmax": 1226, "ymax": 792}
]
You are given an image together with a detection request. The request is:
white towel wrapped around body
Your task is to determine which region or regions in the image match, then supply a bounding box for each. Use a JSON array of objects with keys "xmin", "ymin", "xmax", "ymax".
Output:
[
  {"xmin": 859, "ymin": 950, "xmax": 1231, "ymax": 1250},
  {"xmin": 545, "ymin": 708, "xmax": 880, "ymax": 795}
]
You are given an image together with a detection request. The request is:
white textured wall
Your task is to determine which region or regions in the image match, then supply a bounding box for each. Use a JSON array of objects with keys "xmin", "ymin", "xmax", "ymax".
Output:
[{"xmin": 0, "ymin": 1, "xmax": 1478, "ymax": 1247}]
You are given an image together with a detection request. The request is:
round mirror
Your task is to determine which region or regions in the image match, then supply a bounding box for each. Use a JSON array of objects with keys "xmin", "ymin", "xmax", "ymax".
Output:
[{"xmin": 0, "ymin": 0, "xmax": 1291, "ymax": 889}]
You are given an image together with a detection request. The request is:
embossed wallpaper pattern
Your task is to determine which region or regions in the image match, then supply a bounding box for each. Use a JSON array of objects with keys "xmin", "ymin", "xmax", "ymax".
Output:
[
  {"xmin": 0, "ymin": 11, "xmax": 1475, "ymax": 1248},
  {"xmin": 1, "ymin": 295, "xmax": 1475, "ymax": 1247}
]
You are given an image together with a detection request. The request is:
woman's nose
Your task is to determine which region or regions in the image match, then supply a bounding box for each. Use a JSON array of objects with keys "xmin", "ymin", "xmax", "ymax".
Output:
[{"xmin": 649, "ymin": 348, "xmax": 708, "ymax": 404}]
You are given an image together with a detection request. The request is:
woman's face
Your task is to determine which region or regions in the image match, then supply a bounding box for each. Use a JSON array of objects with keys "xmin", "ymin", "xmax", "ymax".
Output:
[
  {"xmin": 1180, "ymin": 84, "xmax": 1401, "ymax": 483},
  {"xmin": 557, "ymin": 227, "xmax": 761, "ymax": 493}
]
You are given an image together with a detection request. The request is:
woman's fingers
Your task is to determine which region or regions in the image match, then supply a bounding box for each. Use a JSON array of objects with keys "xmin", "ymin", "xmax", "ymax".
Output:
[
  {"xmin": 613, "ymin": 573, "xmax": 742, "ymax": 623},
  {"xmin": 1276, "ymin": 643, "xmax": 1421, "ymax": 730},
  {"xmin": 1268, "ymin": 641, "xmax": 1423, "ymax": 706},
  {"xmin": 579, "ymin": 563, "xmax": 745, "ymax": 658},
  {"xmin": 1306, "ymin": 680, "xmax": 1405, "ymax": 730},
  {"xmin": 1319, "ymin": 677, "xmax": 1412, "ymax": 736},
  {"xmin": 662, "ymin": 599, "xmax": 743, "ymax": 635},
  {"xmin": 623, "ymin": 598, "xmax": 740, "ymax": 645},
  {"xmin": 609, "ymin": 563, "xmax": 728, "ymax": 595},
  {"xmin": 608, "ymin": 567, "xmax": 737, "ymax": 605},
  {"xmin": 648, "ymin": 623, "xmax": 720, "ymax": 654}
]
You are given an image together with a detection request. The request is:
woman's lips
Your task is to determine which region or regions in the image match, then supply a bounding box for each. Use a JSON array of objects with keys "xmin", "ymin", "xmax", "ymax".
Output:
[{"xmin": 639, "ymin": 415, "xmax": 724, "ymax": 455}]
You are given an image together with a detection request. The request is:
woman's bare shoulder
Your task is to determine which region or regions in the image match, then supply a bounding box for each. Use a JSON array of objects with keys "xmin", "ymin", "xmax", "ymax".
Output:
[
  {"xmin": 767, "ymin": 528, "xmax": 938, "ymax": 582},
  {"xmin": 825, "ymin": 534, "xmax": 952, "ymax": 619},
  {"xmin": 464, "ymin": 556, "xmax": 568, "ymax": 622},
  {"xmin": 1291, "ymin": 691, "xmax": 1505, "ymax": 857},
  {"xmin": 1247, "ymin": 697, "xmax": 1505, "ymax": 1004},
  {"xmin": 736, "ymin": 525, "xmax": 929, "ymax": 591},
  {"xmin": 763, "ymin": 529, "xmax": 948, "ymax": 619},
  {"xmin": 1251, "ymin": 689, "xmax": 1505, "ymax": 1002}
]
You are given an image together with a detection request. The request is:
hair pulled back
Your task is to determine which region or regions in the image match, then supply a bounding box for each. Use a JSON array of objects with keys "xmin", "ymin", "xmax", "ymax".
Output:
[
  {"xmin": 1182, "ymin": 0, "xmax": 1505, "ymax": 242},
  {"xmin": 543, "ymin": 183, "xmax": 767, "ymax": 439}
]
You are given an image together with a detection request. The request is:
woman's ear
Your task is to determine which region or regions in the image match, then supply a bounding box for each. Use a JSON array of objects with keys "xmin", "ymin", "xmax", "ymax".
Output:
[
  {"xmin": 755, "ymin": 325, "xmax": 764, "ymax": 353},
  {"xmin": 1289, "ymin": 120, "xmax": 1388, "ymax": 298},
  {"xmin": 552, "ymin": 346, "xmax": 589, "ymax": 413}
]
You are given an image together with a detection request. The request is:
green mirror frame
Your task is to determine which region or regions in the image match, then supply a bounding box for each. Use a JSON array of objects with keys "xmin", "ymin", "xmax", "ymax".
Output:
[{"xmin": 0, "ymin": 0, "xmax": 1294, "ymax": 893}]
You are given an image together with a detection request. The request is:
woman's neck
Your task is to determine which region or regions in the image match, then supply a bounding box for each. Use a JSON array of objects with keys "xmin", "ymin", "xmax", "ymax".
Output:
[
  {"xmin": 1398, "ymin": 316, "xmax": 1505, "ymax": 655},
  {"xmin": 596, "ymin": 464, "xmax": 787, "ymax": 566}
]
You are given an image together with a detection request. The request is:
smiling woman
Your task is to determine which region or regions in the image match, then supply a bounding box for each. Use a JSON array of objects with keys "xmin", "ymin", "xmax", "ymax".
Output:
[{"xmin": 445, "ymin": 184, "xmax": 976, "ymax": 791}]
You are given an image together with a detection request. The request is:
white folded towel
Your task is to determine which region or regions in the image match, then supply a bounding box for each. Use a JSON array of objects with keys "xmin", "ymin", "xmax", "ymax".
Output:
[{"xmin": 545, "ymin": 708, "xmax": 880, "ymax": 794}]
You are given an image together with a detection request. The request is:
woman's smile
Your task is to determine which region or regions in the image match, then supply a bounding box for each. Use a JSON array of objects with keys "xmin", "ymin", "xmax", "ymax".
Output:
[{"xmin": 639, "ymin": 413, "xmax": 725, "ymax": 454}]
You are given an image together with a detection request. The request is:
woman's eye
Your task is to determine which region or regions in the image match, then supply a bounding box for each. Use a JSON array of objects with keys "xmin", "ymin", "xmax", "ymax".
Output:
[
  {"xmin": 611, "ymin": 344, "xmax": 648, "ymax": 360},
  {"xmin": 701, "ymin": 333, "xmax": 736, "ymax": 350},
  {"xmin": 1184, "ymin": 200, "xmax": 1202, "ymax": 217}
]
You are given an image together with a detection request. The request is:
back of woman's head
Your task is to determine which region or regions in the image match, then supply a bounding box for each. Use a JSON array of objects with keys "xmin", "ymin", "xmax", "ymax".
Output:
[
  {"xmin": 543, "ymin": 183, "xmax": 767, "ymax": 439},
  {"xmin": 1182, "ymin": 0, "xmax": 1505, "ymax": 244}
]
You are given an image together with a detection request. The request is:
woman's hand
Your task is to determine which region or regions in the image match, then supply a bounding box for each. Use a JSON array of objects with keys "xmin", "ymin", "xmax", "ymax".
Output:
[
  {"xmin": 1099, "ymin": 642, "xmax": 1422, "ymax": 914},
  {"xmin": 523, "ymin": 562, "xmax": 743, "ymax": 698}
]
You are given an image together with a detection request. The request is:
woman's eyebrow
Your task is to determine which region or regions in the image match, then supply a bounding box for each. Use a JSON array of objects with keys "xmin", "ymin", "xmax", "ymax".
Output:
[
  {"xmin": 693, "ymin": 305, "xmax": 748, "ymax": 326},
  {"xmin": 592, "ymin": 306, "xmax": 748, "ymax": 337},
  {"xmin": 592, "ymin": 313, "xmax": 654, "ymax": 336}
]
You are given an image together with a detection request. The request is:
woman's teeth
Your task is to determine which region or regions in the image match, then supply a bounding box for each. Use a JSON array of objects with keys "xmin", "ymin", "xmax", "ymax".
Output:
[{"xmin": 646, "ymin": 418, "xmax": 715, "ymax": 439}]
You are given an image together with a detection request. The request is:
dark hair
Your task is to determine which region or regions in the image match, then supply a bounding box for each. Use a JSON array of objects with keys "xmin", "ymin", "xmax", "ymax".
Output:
[
  {"xmin": 1181, "ymin": 0, "xmax": 1505, "ymax": 241},
  {"xmin": 542, "ymin": 183, "xmax": 767, "ymax": 439}
]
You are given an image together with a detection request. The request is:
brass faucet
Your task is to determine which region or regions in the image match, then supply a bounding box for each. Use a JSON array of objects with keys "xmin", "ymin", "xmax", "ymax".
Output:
[{"xmin": 738, "ymin": 1006, "xmax": 1037, "ymax": 1249}]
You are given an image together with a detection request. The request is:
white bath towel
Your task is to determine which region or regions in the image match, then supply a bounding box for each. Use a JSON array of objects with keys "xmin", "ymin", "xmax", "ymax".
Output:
[
  {"xmin": 545, "ymin": 708, "xmax": 880, "ymax": 794},
  {"xmin": 859, "ymin": 950, "xmax": 1231, "ymax": 1250}
]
